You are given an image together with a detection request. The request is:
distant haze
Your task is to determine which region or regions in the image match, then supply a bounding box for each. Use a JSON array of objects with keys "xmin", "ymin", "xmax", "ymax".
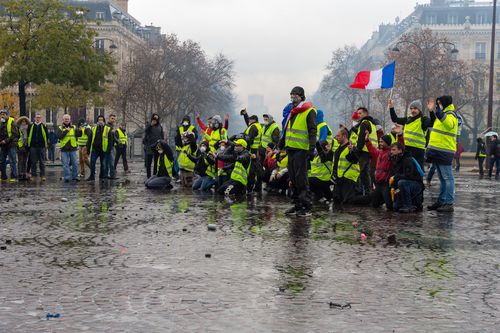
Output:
[{"xmin": 130, "ymin": 0, "xmax": 420, "ymax": 119}]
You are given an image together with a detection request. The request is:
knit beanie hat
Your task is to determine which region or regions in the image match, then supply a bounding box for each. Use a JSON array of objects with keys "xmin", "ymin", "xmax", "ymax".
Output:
[
  {"xmin": 409, "ymin": 100, "xmax": 423, "ymax": 111},
  {"xmin": 381, "ymin": 135, "xmax": 392, "ymax": 146},
  {"xmin": 290, "ymin": 86, "xmax": 306, "ymax": 101}
]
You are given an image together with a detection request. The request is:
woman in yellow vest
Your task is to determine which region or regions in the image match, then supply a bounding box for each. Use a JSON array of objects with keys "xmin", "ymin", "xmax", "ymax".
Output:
[
  {"xmin": 190, "ymin": 141, "xmax": 217, "ymax": 191},
  {"xmin": 389, "ymin": 99, "xmax": 433, "ymax": 169},
  {"xmin": 308, "ymin": 140, "xmax": 334, "ymax": 202},
  {"xmin": 177, "ymin": 132, "xmax": 198, "ymax": 187},
  {"xmin": 16, "ymin": 116, "xmax": 30, "ymax": 181},
  {"xmin": 57, "ymin": 114, "xmax": 83, "ymax": 182},
  {"xmin": 145, "ymin": 140, "xmax": 174, "ymax": 190},
  {"xmin": 217, "ymin": 139, "xmax": 251, "ymax": 196}
]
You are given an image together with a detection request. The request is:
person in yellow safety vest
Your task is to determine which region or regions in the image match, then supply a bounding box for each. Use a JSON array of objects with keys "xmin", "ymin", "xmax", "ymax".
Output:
[
  {"xmin": 241, "ymin": 110, "xmax": 263, "ymax": 192},
  {"xmin": 332, "ymin": 128, "xmax": 370, "ymax": 205},
  {"xmin": 175, "ymin": 115, "xmax": 198, "ymax": 152},
  {"xmin": 189, "ymin": 141, "xmax": 217, "ymax": 191},
  {"xmin": 278, "ymin": 86, "xmax": 317, "ymax": 217},
  {"xmin": 86, "ymin": 115, "xmax": 112, "ymax": 181},
  {"xmin": 351, "ymin": 107, "xmax": 377, "ymax": 195},
  {"xmin": 425, "ymin": 96, "xmax": 459, "ymax": 212},
  {"xmin": 308, "ymin": 140, "xmax": 334, "ymax": 202},
  {"xmin": 260, "ymin": 114, "xmax": 280, "ymax": 159},
  {"xmin": 389, "ymin": 123, "xmax": 403, "ymax": 145},
  {"xmin": 145, "ymin": 140, "xmax": 174, "ymax": 190},
  {"xmin": 77, "ymin": 119, "xmax": 92, "ymax": 178},
  {"xmin": 57, "ymin": 114, "xmax": 83, "ymax": 182},
  {"xmin": 268, "ymin": 150, "xmax": 289, "ymax": 194},
  {"xmin": 217, "ymin": 138, "xmax": 252, "ymax": 196},
  {"xmin": 389, "ymin": 99, "xmax": 433, "ymax": 169},
  {"xmin": 16, "ymin": 116, "xmax": 30, "ymax": 181},
  {"xmin": 0, "ymin": 109, "xmax": 20, "ymax": 182},
  {"xmin": 114, "ymin": 123, "xmax": 129, "ymax": 173},
  {"xmin": 27, "ymin": 112, "xmax": 48, "ymax": 182},
  {"xmin": 475, "ymin": 137, "xmax": 487, "ymax": 177},
  {"xmin": 177, "ymin": 132, "xmax": 198, "ymax": 187},
  {"xmin": 205, "ymin": 115, "xmax": 227, "ymax": 150}
]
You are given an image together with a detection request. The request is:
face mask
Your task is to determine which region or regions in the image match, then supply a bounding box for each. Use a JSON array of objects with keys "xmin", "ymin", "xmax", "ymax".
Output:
[
  {"xmin": 352, "ymin": 121, "xmax": 359, "ymax": 127},
  {"xmin": 291, "ymin": 95, "xmax": 300, "ymax": 103},
  {"xmin": 219, "ymin": 146, "xmax": 225, "ymax": 152},
  {"xmin": 235, "ymin": 146, "xmax": 243, "ymax": 153},
  {"xmin": 211, "ymin": 122, "xmax": 219, "ymax": 129},
  {"xmin": 158, "ymin": 149, "xmax": 164, "ymax": 155},
  {"xmin": 200, "ymin": 146, "xmax": 207, "ymax": 153},
  {"xmin": 183, "ymin": 121, "xmax": 189, "ymax": 126}
]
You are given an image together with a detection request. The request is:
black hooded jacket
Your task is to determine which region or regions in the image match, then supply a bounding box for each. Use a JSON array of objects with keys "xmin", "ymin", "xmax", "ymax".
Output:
[
  {"xmin": 144, "ymin": 114, "xmax": 165, "ymax": 154},
  {"xmin": 175, "ymin": 116, "xmax": 198, "ymax": 149}
]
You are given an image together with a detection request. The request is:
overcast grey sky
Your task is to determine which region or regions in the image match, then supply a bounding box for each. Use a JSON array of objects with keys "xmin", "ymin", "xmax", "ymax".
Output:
[{"xmin": 129, "ymin": 0, "xmax": 423, "ymax": 117}]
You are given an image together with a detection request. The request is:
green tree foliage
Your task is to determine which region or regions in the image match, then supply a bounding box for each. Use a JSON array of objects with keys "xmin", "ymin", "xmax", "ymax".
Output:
[{"xmin": 0, "ymin": 0, "xmax": 115, "ymax": 116}]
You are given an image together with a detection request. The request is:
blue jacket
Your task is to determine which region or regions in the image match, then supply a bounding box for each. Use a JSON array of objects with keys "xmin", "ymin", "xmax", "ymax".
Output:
[
  {"xmin": 316, "ymin": 110, "xmax": 329, "ymax": 142},
  {"xmin": 281, "ymin": 103, "xmax": 294, "ymax": 132}
]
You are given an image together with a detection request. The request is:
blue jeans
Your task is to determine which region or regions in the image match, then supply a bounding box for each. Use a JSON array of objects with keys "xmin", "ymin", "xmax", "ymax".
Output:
[
  {"xmin": 394, "ymin": 179, "xmax": 422, "ymax": 210},
  {"xmin": 90, "ymin": 150, "xmax": 106, "ymax": 178},
  {"xmin": 192, "ymin": 176, "xmax": 216, "ymax": 191},
  {"xmin": 8, "ymin": 147, "xmax": 17, "ymax": 178},
  {"xmin": 426, "ymin": 163, "xmax": 436, "ymax": 182},
  {"xmin": 435, "ymin": 163, "xmax": 455, "ymax": 205},
  {"xmin": 104, "ymin": 148, "xmax": 115, "ymax": 178},
  {"xmin": 61, "ymin": 150, "xmax": 78, "ymax": 181}
]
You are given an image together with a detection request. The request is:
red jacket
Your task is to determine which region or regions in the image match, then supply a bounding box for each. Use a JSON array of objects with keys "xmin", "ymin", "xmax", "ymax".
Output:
[{"xmin": 367, "ymin": 141, "xmax": 392, "ymax": 183}]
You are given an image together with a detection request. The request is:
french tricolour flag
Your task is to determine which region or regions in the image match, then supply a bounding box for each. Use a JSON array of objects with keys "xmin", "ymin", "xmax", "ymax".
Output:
[{"xmin": 350, "ymin": 61, "xmax": 395, "ymax": 90}]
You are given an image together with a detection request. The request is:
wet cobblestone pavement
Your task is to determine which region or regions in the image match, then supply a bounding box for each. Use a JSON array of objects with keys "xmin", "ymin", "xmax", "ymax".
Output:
[{"xmin": 0, "ymin": 162, "xmax": 499, "ymax": 332}]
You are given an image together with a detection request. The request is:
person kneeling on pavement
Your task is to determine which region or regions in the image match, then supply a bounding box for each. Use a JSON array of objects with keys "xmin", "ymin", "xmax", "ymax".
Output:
[
  {"xmin": 177, "ymin": 132, "xmax": 198, "ymax": 187},
  {"xmin": 309, "ymin": 140, "xmax": 334, "ymax": 203},
  {"xmin": 217, "ymin": 139, "xmax": 251, "ymax": 196},
  {"xmin": 268, "ymin": 150, "xmax": 289, "ymax": 195},
  {"xmin": 190, "ymin": 141, "xmax": 217, "ymax": 192},
  {"xmin": 145, "ymin": 140, "xmax": 174, "ymax": 190},
  {"xmin": 389, "ymin": 142, "xmax": 424, "ymax": 213}
]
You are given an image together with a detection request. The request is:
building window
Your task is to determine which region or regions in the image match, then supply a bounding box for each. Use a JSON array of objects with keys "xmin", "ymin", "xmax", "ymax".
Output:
[
  {"xmin": 95, "ymin": 39, "xmax": 105, "ymax": 53},
  {"xmin": 46, "ymin": 109, "xmax": 56, "ymax": 125},
  {"xmin": 427, "ymin": 15, "xmax": 437, "ymax": 24},
  {"xmin": 447, "ymin": 15, "xmax": 458, "ymax": 24},
  {"xmin": 476, "ymin": 42, "xmax": 486, "ymax": 60},
  {"xmin": 476, "ymin": 13, "xmax": 486, "ymax": 24},
  {"xmin": 96, "ymin": 12, "xmax": 105, "ymax": 20},
  {"xmin": 496, "ymin": 72, "xmax": 500, "ymax": 87},
  {"xmin": 94, "ymin": 107, "xmax": 105, "ymax": 123}
]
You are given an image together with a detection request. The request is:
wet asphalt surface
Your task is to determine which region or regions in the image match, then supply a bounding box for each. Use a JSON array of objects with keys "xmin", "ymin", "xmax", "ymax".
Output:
[{"xmin": 0, "ymin": 161, "xmax": 499, "ymax": 332}]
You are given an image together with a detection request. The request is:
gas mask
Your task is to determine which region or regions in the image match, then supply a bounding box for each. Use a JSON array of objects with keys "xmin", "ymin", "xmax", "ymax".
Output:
[
  {"xmin": 211, "ymin": 121, "xmax": 219, "ymax": 129},
  {"xmin": 158, "ymin": 149, "xmax": 164, "ymax": 155},
  {"xmin": 200, "ymin": 146, "xmax": 207, "ymax": 153},
  {"xmin": 183, "ymin": 121, "xmax": 189, "ymax": 126},
  {"xmin": 219, "ymin": 145, "xmax": 226, "ymax": 152},
  {"xmin": 291, "ymin": 95, "xmax": 301, "ymax": 103}
]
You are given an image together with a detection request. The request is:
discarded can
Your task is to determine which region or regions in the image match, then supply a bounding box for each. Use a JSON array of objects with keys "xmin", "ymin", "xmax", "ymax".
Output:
[
  {"xmin": 207, "ymin": 224, "xmax": 217, "ymax": 231},
  {"xmin": 46, "ymin": 313, "xmax": 61, "ymax": 319}
]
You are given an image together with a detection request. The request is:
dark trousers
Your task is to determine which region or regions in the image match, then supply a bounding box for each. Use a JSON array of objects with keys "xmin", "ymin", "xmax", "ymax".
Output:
[
  {"xmin": 17, "ymin": 150, "xmax": 29, "ymax": 179},
  {"xmin": 489, "ymin": 157, "xmax": 500, "ymax": 177},
  {"xmin": 0, "ymin": 145, "xmax": 8, "ymax": 180},
  {"xmin": 30, "ymin": 147, "xmax": 46, "ymax": 177},
  {"xmin": 47, "ymin": 144, "xmax": 55, "ymax": 162},
  {"xmin": 287, "ymin": 149, "xmax": 311, "ymax": 210},
  {"xmin": 114, "ymin": 146, "xmax": 129, "ymax": 171},
  {"xmin": 309, "ymin": 177, "xmax": 333, "ymax": 200},
  {"xmin": 90, "ymin": 150, "xmax": 106, "ymax": 178},
  {"xmin": 407, "ymin": 146, "xmax": 425, "ymax": 170},
  {"xmin": 478, "ymin": 157, "xmax": 485, "ymax": 175},
  {"xmin": 217, "ymin": 179, "xmax": 246, "ymax": 196},
  {"xmin": 145, "ymin": 153, "xmax": 159, "ymax": 178},
  {"xmin": 358, "ymin": 152, "xmax": 372, "ymax": 194},
  {"xmin": 334, "ymin": 178, "xmax": 371, "ymax": 205},
  {"xmin": 394, "ymin": 179, "xmax": 423, "ymax": 211},
  {"xmin": 371, "ymin": 181, "xmax": 392, "ymax": 210}
]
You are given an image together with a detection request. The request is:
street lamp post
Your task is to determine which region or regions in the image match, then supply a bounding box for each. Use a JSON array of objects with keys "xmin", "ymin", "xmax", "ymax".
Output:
[
  {"xmin": 392, "ymin": 40, "xmax": 458, "ymax": 114},
  {"xmin": 487, "ymin": 0, "xmax": 497, "ymax": 129}
]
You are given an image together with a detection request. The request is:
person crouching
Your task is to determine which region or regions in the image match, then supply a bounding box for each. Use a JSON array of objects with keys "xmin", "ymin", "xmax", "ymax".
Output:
[
  {"xmin": 145, "ymin": 140, "xmax": 174, "ymax": 190},
  {"xmin": 217, "ymin": 139, "xmax": 251, "ymax": 196}
]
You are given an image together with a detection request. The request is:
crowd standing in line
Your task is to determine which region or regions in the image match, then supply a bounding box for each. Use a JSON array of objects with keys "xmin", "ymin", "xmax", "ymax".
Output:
[{"xmin": 0, "ymin": 86, "xmax": 498, "ymax": 216}]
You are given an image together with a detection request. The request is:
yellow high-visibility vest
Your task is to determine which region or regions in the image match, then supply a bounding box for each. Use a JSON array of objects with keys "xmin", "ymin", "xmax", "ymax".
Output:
[
  {"xmin": 261, "ymin": 122, "xmax": 279, "ymax": 148},
  {"xmin": 427, "ymin": 104, "xmax": 458, "ymax": 154},
  {"xmin": 59, "ymin": 125, "xmax": 77, "ymax": 148},
  {"xmin": 336, "ymin": 145, "xmax": 360, "ymax": 182},
  {"xmin": 285, "ymin": 108, "xmax": 316, "ymax": 150},
  {"xmin": 245, "ymin": 122, "xmax": 262, "ymax": 150},
  {"xmin": 404, "ymin": 117, "xmax": 426, "ymax": 149}
]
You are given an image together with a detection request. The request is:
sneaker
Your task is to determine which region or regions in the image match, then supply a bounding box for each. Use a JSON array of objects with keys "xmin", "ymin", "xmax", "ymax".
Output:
[
  {"xmin": 285, "ymin": 206, "xmax": 299, "ymax": 215},
  {"xmin": 296, "ymin": 209, "xmax": 312, "ymax": 217},
  {"xmin": 427, "ymin": 202, "xmax": 442, "ymax": 211},
  {"xmin": 41, "ymin": 177, "xmax": 46, "ymax": 182},
  {"xmin": 8, "ymin": 178, "xmax": 17, "ymax": 183},
  {"xmin": 436, "ymin": 204, "xmax": 454, "ymax": 212}
]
